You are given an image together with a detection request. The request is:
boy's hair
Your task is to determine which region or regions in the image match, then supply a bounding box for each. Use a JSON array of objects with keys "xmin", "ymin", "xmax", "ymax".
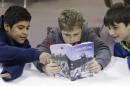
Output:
[
  {"xmin": 58, "ymin": 9, "xmax": 85, "ymax": 31},
  {"xmin": 104, "ymin": 3, "xmax": 130, "ymax": 27},
  {"xmin": 4, "ymin": 5, "xmax": 31, "ymax": 28}
]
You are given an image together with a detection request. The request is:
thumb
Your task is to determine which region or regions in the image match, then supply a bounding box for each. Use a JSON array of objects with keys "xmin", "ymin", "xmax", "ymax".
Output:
[
  {"xmin": 0, "ymin": 73, "xmax": 11, "ymax": 79},
  {"xmin": 49, "ymin": 59, "xmax": 53, "ymax": 63}
]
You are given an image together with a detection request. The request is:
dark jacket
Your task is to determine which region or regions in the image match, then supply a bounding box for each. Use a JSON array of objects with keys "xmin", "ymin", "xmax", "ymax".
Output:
[
  {"xmin": 114, "ymin": 42, "xmax": 130, "ymax": 70},
  {"xmin": 0, "ymin": 16, "xmax": 41, "ymax": 81},
  {"xmin": 35, "ymin": 24, "xmax": 111, "ymax": 72}
]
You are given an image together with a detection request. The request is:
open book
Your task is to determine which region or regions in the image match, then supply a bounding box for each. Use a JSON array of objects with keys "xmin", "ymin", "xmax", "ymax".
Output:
[{"xmin": 50, "ymin": 42, "xmax": 94, "ymax": 81}]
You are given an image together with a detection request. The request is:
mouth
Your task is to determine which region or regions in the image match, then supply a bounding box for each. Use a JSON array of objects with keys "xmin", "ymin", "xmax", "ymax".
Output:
[
  {"xmin": 70, "ymin": 41, "xmax": 81, "ymax": 45},
  {"xmin": 19, "ymin": 37, "xmax": 27, "ymax": 41},
  {"xmin": 113, "ymin": 37, "xmax": 118, "ymax": 39},
  {"xmin": 112, "ymin": 35, "xmax": 122, "ymax": 42},
  {"xmin": 112, "ymin": 35, "xmax": 119, "ymax": 39}
]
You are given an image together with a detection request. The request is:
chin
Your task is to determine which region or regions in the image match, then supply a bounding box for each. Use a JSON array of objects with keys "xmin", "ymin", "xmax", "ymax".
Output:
[
  {"xmin": 114, "ymin": 39, "xmax": 122, "ymax": 42},
  {"xmin": 18, "ymin": 40, "xmax": 25, "ymax": 44}
]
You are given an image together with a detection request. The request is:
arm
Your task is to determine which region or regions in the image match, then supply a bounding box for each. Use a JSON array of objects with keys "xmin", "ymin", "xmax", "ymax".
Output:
[
  {"xmin": 33, "ymin": 30, "xmax": 56, "ymax": 72},
  {"xmin": 0, "ymin": 44, "xmax": 41, "ymax": 64},
  {"xmin": 88, "ymin": 30, "xmax": 111, "ymax": 69},
  {"xmin": 1, "ymin": 64, "xmax": 25, "ymax": 82}
]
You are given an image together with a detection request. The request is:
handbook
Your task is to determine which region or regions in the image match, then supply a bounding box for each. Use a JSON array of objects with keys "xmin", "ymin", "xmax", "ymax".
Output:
[{"xmin": 50, "ymin": 42, "xmax": 94, "ymax": 81}]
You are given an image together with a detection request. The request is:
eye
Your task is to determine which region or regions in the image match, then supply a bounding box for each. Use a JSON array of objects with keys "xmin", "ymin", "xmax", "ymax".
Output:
[
  {"xmin": 18, "ymin": 27, "xmax": 24, "ymax": 30},
  {"xmin": 113, "ymin": 26, "xmax": 118, "ymax": 30},
  {"xmin": 109, "ymin": 26, "xmax": 118, "ymax": 30},
  {"xmin": 64, "ymin": 34, "xmax": 70, "ymax": 37},
  {"xmin": 17, "ymin": 25, "xmax": 24, "ymax": 30},
  {"xmin": 26, "ymin": 27, "xmax": 29, "ymax": 30},
  {"xmin": 74, "ymin": 33, "xmax": 79, "ymax": 36}
]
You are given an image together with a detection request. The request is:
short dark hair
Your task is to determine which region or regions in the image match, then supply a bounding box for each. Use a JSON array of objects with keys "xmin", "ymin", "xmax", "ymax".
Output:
[
  {"xmin": 4, "ymin": 5, "xmax": 31, "ymax": 28},
  {"xmin": 104, "ymin": 3, "xmax": 130, "ymax": 27},
  {"xmin": 58, "ymin": 9, "xmax": 85, "ymax": 31}
]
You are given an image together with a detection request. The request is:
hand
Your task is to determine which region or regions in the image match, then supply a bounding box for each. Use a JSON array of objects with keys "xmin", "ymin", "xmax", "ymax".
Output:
[
  {"xmin": 0, "ymin": 73, "xmax": 11, "ymax": 79},
  {"xmin": 43, "ymin": 62, "xmax": 61, "ymax": 75},
  {"xmin": 87, "ymin": 60, "xmax": 102, "ymax": 73},
  {"xmin": 39, "ymin": 52, "xmax": 52, "ymax": 65}
]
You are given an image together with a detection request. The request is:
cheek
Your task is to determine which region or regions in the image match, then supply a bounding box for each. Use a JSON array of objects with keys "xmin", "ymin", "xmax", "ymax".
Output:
[
  {"xmin": 75, "ymin": 35, "xmax": 81, "ymax": 40},
  {"xmin": 123, "ymin": 31, "xmax": 129, "ymax": 38},
  {"xmin": 12, "ymin": 34, "xmax": 19, "ymax": 41},
  {"xmin": 62, "ymin": 36, "xmax": 69, "ymax": 41},
  {"xmin": 118, "ymin": 30, "xmax": 126, "ymax": 36},
  {"xmin": 11, "ymin": 32, "xmax": 20, "ymax": 40},
  {"xmin": 12, "ymin": 32, "xmax": 19, "ymax": 38}
]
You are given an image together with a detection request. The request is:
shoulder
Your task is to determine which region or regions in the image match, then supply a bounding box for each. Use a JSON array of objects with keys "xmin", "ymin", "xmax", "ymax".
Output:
[
  {"xmin": 82, "ymin": 23, "xmax": 96, "ymax": 38},
  {"xmin": 114, "ymin": 42, "xmax": 128, "ymax": 57},
  {"xmin": 114, "ymin": 42, "xmax": 126, "ymax": 51},
  {"xmin": 0, "ymin": 15, "xmax": 4, "ymax": 28},
  {"xmin": 82, "ymin": 23, "xmax": 92, "ymax": 33},
  {"xmin": 21, "ymin": 39, "xmax": 31, "ymax": 48},
  {"xmin": 81, "ymin": 24, "xmax": 98, "ymax": 40}
]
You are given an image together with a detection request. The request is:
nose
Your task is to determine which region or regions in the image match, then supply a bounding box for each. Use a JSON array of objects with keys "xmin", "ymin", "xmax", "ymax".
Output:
[
  {"xmin": 109, "ymin": 29, "xmax": 115, "ymax": 36},
  {"xmin": 70, "ymin": 35, "xmax": 75, "ymax": 42},
  {"xmin": 23, "ymin": 28, "xmax": 28, "ymax": 35}
]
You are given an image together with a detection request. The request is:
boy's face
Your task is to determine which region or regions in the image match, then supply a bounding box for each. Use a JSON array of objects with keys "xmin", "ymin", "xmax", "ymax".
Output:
[
  {"xmin": 4, "ymin": 21, "xmax": 30, "ymax": 44},
  {"xmin": 61, "ymin": 26, "xmax": 82, "ymax": 44},
  {"xmin": 108, "ymin": 22, "xmax": 130, "ymax": 42}
]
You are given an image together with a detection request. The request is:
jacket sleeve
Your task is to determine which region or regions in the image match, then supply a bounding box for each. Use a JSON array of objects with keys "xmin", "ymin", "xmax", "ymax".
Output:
[
  {"xmin": 88, "ymin": 29, "xmax": 111, "ymax": 69},
  {"xmin": 37, "ymin": 31, "xmax": 56, "ymax": 53},
  {"xmin": 0, "ymin": 44, "xmax": 41, "ymax": 64},
  {"xmin": 1, "ymin": 64, "xmax": 25, "ymax": 82}
]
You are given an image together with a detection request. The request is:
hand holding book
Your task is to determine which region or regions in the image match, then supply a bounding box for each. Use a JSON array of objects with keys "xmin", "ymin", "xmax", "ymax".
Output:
[
  {"xmin": 43, "ymin": 62, "xmax": 61, "ymax": 76},
  {"xmin": 39, "ymin": 52, "xmax": 61, "ymax": 75},
  {"xmin": 39, "ymin": 52, "xmax": 52, "ymax": 65},
  {"xmin": 87, "ymin": 59, "xmax": 102, "ymax": 74}
]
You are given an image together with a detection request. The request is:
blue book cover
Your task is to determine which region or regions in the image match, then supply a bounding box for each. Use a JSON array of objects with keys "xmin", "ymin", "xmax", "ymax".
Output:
[{"xmin": 50, "ymin": 42, "xmax": 94, "ymax": 81}]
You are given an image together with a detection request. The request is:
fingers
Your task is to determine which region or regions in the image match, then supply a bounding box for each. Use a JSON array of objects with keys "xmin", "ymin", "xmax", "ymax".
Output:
[
  {"xmin": 0, "ymin": 73, "xmax": 11, "ymax": 79},
  {"xmin": 48, "ymin": 58, "xmax": 53, "ymax": 64},
  {"xmin": 39, "ymin": 52, "xmax": 60, "ymax": 75},
  {"xmin": 44, "ymin": 63, "xmax": 61, "ymax": 75},
  {"xmin": 88, "ymin": 65, "xmax": 100, "ymax": 73},
  {"xmin": 39, "ymin": 52, "xmax": 52, "ymax": 65},
  {"xmin": 87, "ymin": 60, "xmax": 102, "ymax": 73}
]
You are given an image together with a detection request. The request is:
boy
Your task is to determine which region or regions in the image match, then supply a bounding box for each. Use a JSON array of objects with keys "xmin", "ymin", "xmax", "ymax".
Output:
[
  {"xmin": 35, "ymin": 9, "xmax": 111, "ymax": 75},
  {"xmin": 104, "ymin": 3, "xmax": 130, "ymax": 70},
  {"xmin": 0, "ymin": 6, "xmax": 52, "ymax": 81}
]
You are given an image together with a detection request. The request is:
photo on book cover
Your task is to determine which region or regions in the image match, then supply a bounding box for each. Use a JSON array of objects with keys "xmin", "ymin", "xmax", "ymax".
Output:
[{"xmin": 50, "ymin": 42, "xmax": 94, "ymax": 81}]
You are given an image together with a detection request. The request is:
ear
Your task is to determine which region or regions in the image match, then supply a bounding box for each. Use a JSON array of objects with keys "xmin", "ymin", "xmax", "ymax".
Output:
[{"xmin": 4, "ymin": 23, "xmax": 10, "ymax": 32}]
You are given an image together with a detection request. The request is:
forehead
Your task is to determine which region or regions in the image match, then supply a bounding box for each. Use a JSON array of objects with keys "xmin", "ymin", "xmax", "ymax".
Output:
[
  {"xmin": 109, "ymin": 22, "xmax": 125, "ymax": 28},
  {"xmin": 61, "ymin": 26, "xmax": 82, "ymax": 34},
  {"xmin": 61, "ymin": 28, "xmax": 81, "ymax": 34},
  {"xmin": 13, "ymin": 21, "xmax": 30, "ymax": 27}
]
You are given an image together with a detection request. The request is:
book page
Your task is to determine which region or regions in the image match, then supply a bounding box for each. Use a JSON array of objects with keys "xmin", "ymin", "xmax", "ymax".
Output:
[
  {"xmin": 68, "ymin": 42, "xmax": 94, "ymax": 80},
  {"xmin": 70, "ymin": 42, "xmax": 94, "ymax": 61},
  {"xmin": 50, "ymin": 44, "xmax": 71, "ymax": 55},
  {"xmin": 50, "ymin": 42, "xmax": 94, "ymax": 80},
  {"xmin": 50, "ymin": 44, "xmax": 72, "ymax": 78}
]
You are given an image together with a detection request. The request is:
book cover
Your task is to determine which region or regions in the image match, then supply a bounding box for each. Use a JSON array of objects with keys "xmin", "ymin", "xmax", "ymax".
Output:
[{"xmin": 50, "ymin": 42, "xmax": 94, "ymax": 81}]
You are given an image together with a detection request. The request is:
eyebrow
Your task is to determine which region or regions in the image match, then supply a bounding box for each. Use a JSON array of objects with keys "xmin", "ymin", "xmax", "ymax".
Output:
[
  {"xmin": 64, "ymin": 32, "xmax": 79, "ymax": 35},
  {"xmin": 17, "ymin": 25, "xmax": 30, "ymax": 28},
  {"xmin": 63, "ymin": 31, "xmax": 80, "ymax": 34}
]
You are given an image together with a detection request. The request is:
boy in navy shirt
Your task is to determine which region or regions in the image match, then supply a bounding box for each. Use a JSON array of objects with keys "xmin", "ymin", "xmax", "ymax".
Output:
[{"xmin": 0, "ymin": 6, "xmax": 58, "ymax": 81}]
